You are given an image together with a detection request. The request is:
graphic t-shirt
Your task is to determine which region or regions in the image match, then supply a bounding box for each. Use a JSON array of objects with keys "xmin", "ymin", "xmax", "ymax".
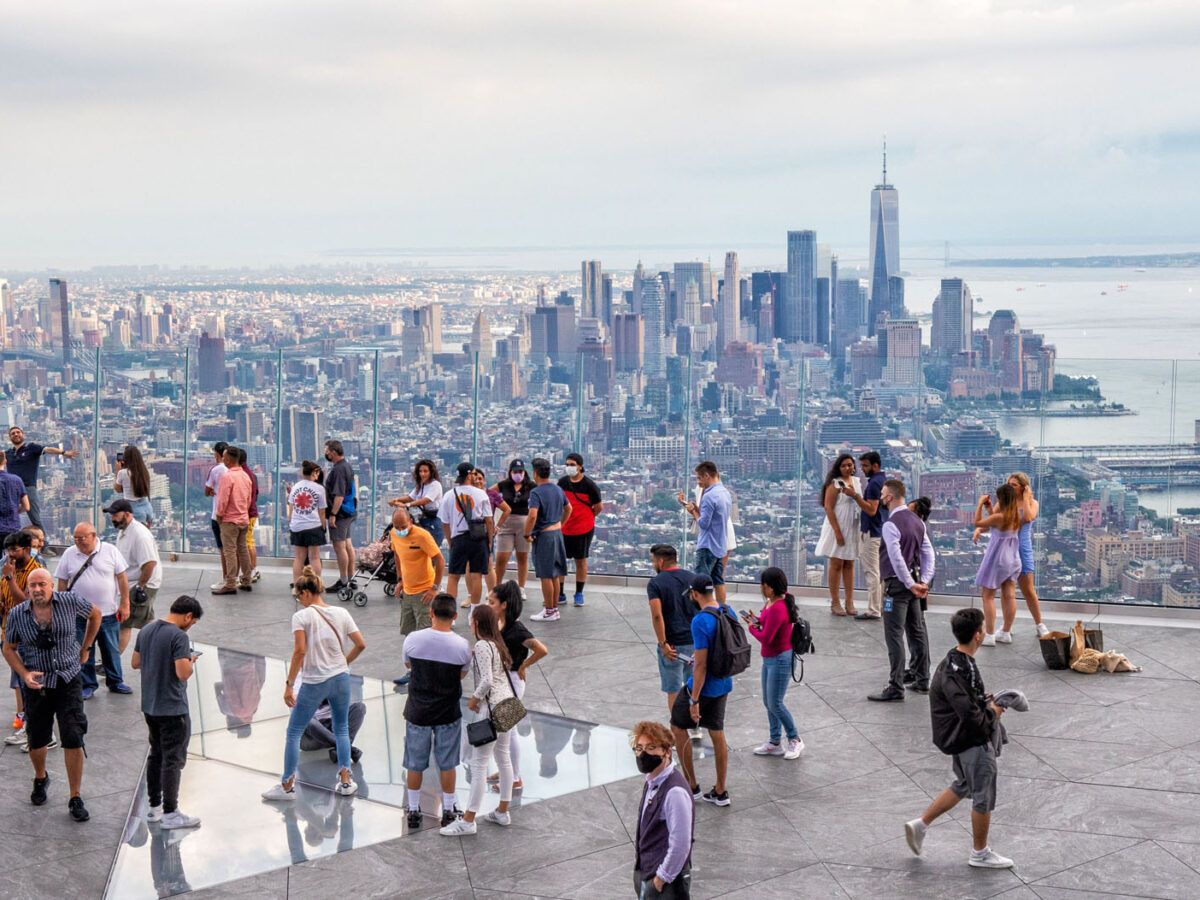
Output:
[
  {"xmin": 288, "ymin": 481, "xmax": 327, "ymax": 532},
  {"xmin": 686, "ymin": 605, "xmax": 737, "ymax": 698},
  {"xmin": 135, "ymin": 619, "xmax": 192, "ymax": 716},
  {"xmin": 557, "ymin": 475, "xmax": 602, "ymax": 536},
  {"xmin": 438, "ymin": 485, "xmax": 492, "ymax": 539}
]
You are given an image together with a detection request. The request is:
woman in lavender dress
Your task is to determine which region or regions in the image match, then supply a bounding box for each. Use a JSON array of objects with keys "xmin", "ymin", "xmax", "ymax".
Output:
[{"xmin": 973, "ymin": 484, "xmax": 1022, "ymax": 647}]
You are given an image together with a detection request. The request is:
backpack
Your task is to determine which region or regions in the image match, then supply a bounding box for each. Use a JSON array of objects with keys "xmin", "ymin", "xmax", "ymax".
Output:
[
  {"xmin": 702, "ymin": 607, "xmax": 751, "ymax": 679},
  {"xmin": 790, "ymin": 611, "xmax": 816, "ymax": 683}
]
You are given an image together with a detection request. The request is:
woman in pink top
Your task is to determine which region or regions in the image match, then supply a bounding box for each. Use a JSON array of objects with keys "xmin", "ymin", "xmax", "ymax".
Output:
[{"xmin": 744, "ymin": 567, "xmax": 804, "ymax": 760}]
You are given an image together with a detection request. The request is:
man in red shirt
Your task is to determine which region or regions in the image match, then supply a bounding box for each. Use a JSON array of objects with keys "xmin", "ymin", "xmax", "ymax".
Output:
[
  {"xmin": 556, "ymin": 453, "xmax": 603, "ymax": 608},
  {"xmin": 212, "ymin": 447, "xmax": 253, "ymax": 595}
]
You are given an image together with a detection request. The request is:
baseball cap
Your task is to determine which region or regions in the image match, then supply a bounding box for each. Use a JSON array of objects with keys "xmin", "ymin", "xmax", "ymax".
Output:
[
  {"xmin": 690, "ymin": 574, "xmax": 715, "ymax": 595},
  {"xmin": 509, "ymin": 458, "xmax": 526, "ymax": 471},
  {"xmin": 102, "ymin": 499, "xmax": 134, "ymax": 515},
  {"xmin": 456, "ymin": 462, "xmax": 474, "ymax": 479}
]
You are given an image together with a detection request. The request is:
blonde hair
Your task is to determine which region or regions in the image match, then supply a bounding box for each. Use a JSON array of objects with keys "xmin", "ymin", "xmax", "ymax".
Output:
[
  {"xmin": 1009, "ymin": 471, "xmax": 1031, "ymax": 489},
  {"xmin": 295, "ymin": 565, "xmax": 324, "ymax": 597}
]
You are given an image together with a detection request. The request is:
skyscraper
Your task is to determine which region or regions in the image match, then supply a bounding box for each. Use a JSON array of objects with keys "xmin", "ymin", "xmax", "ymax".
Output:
[
  {"xmin": 882, "ymin": 318, "xmax": 921, "ymax": 385},
  {"xmin": 531, "ymin": 293, "xmax": 576, "ymax": 367},
  {"xmin": 581, "ymin": 260, "xmax": 602, "ymax": 320},
  {"xmin": 281, "ymin": 408, "xmax": 325, "ymax": 464},
  {"xmin": 197, "ymin": 330, "xmax": 227, "ymax": 392},
  {"xmin": 632, "ymin": 261, "xmax": 646, "ymax": 316},
  {"xmin": 402, "ymin": 302, "xmax": 443, "ymax": 365},
  {"xmin": 0, "ymin": 280, "xmax": 9, "ymax": 349},
  {"xmin": 814, "ymin": 277, "xmax": 831, "ymax": 349},
  {"xmin": 601, "ymin": 273, "xmax": 614, "ymax": 325},
  {"xmin": 469, "ymin": 310, "xmax": 493, "ymax": 367},
  {"xmin": 783, "ymin": 230, "xmax": 816, "ymax": 343},
  {"xmin": 49, "ymin": 278, "xmax": 71, "ymax": 359},
  {"xmin": 612, "ymin": 313, "xmax": 644, "ymax": 372},
  {"xmin": 931, "ymin": 278, "xmax": 973, "ymax": 356},
  {"xmin": 868, "ymin": 140, "xmax": 900, "ymax": 336},
  {"xmin": 641, "ymin": 276, "xmax": 667, "ymax": 377},
  {"xmin": 717, "ymin": 251, "xmax": 740, "ymax": 355},
  {"xmin": 673, "ymin": 262, "xmax": 711, "ymax": 328}
]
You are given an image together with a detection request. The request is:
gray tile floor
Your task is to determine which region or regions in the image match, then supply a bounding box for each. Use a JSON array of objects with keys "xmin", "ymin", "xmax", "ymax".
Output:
[{"xmin": 2, "ymin": 561, "xmax": 1199, "ymax": 899}]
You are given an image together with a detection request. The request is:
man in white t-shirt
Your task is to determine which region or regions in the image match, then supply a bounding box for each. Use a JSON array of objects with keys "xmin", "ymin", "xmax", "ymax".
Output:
[
  {"xmin": 54, "ymin": 521, "xmax": 131, "ymax": 699},
  {"xmin": 438, "ymin": 462, "xmax": 494, "ymax": 609},
  {"xmin": 204, "ymin": 441, "xmax": 229, "ymax": 589},
  {"xmin": 107, "ymin": 499, "xmax": 162, "ymax": 653}
]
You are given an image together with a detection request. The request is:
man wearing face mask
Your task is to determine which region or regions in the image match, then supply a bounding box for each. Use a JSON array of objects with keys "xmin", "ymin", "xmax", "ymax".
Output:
[
  {"xmin": 557, "ymin": 453, "xmax": 603, "ymax": 608},
  {"xmin": 630, "ymin": 720, "xmax": 694, "ymax": 898},
  {"xmin": 389, "ymin": 507, "xmax": 444, "ymax": 687}
]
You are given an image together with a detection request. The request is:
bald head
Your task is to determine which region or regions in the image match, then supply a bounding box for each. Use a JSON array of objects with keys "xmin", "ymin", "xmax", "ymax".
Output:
[
  {"xmin": 26, "ymin": 568, "xmax": 53, "ymax": 602},
  {"xmin": 72, "ymin": 521, "xmax": 98, "ymax": 554},
  {"xmin": 392, "ymin": 507, "xmax": 412, "ymax": 529}
]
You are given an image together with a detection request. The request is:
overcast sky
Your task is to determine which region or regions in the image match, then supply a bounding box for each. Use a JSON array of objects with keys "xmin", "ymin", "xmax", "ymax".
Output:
[{"xmin": 1, "ymin": 0, "xmax": 1198, "ymax": 267}]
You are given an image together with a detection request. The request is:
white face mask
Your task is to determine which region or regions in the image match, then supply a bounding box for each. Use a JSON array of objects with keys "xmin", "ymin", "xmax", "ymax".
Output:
[{"xmin": 565, "ymin": 465, "xmax": 579, "ymax": 477}]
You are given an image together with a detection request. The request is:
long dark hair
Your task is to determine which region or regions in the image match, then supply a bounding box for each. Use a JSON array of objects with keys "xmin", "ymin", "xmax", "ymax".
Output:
[
  {"xmin": 413, "ymin": 458, "xmax": 439, "ymax": 487},
  {"xmin": 910, "ymin": 496, "xmax": 932, "ymax": 521},
  {"xmin": 124, "ymin": 445, "xmax": 151, "ymax": 498},
  {"xmin": 995, "ymin": 483, "xmax": 1021, "ymax": 530},
  {"xmin": 823, "ymin": 453, "xmax": 855, "ymax": 492},
  {"xmin": 493, "ymin": 580, "xmax": 523, "ymax": 622},
  {"xmin": 472, "ymin": 604, "xmax": 512, "ymax": 670},
  {"xmin": 760, "ymin": 566, "xmax": 798, "ymax": 625},
  {"xmin": 301, "ymin": 459, "xmax": 324, "ymax": 485}
]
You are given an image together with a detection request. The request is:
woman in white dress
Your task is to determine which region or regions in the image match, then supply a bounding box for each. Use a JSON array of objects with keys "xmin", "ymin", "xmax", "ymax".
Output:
[{"xmin": 815, "ymin": 453, "xmax": 861, "ymax": 616}]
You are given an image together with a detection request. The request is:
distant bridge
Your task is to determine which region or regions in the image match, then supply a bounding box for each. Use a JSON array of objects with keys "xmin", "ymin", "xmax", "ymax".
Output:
[{"xmin": 1036, "ymin": 444, "xmax": 1200, "ymax": 460}]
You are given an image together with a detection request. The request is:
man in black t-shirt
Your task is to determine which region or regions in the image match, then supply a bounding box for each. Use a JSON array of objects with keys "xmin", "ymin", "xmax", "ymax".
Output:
[
  {"xmin": 646, "ymin": 544, "xmax": 698, "ymax": 733},
  {"xmin": 324, "ymin": 440, "xmax": 357, "ymax": 593},
  {"xmin": 556, "ymin": 453, "xmax": 603, "ymax": 608},
  {"xmin": 6, "ymin": 426, "xmax": 79, "ymax": 532}
]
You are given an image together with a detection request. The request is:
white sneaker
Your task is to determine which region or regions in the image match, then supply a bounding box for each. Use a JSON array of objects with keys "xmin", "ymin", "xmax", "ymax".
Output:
[
  {"xmin": 995, "ymin": 631, "xmax": 1013, "ymax": 644},
  {"xmin": 5, "ymin": 727, "xmax": 26, "ymax": 745},
  {"xmin": 688, "ymin": 728, "xmax": 703, "ymax": 743},
  {"xmin": 981, "ymin": 634, "xmax": 996, "ymax": 647},
  {"xmin": 518, "ymin": 586, "xmax": 528, "ymax": 600},
  {"xmin": 783, "ymin": 738, "xmax": 805, "ymax": 760},
  {"xmin": 261, "ymin": 783, "xmax": 297, "ymax": 802},
  {"xmin": 251, "ymin": 569, "xmax": 261, "ymax": 583},
  {"xmin": 335, "ymin": 778, "xmax": 358, "ymax": 796},
  {"xmin": 439, "ymin": 816, "xmax": 477, "ymax": 836},
  {"xmin": 22, "ymin": 735, "xmax": 58, "ymax": 753},
  {"xmin": 905, "ymin": 818, "xmax": 927, "ymax": 856},
  {"xmin": 969, "ymin": 848, "xmax": 1014, "ymax": 869},
  {"xmin": 146, "ymin": 805, "xmax": 164, "ymax": 823},
  {"xmin": 753, "ymin": 741, "xmax": 784, "ymax": 756},
  {"xmin": 1036, "ymin": 622, "xmax": 1050, "ymax": 637},
  {"xmin": 530, "ymin": 608, "xmax": 560, "ymax": 622},
  {"xmin": 160, "ymin": 810, "xmax": 201, "ymax": 830},
  {"xmin": 482, "ymin": 810, "xmax": 511, "ymax": 826},
  {"xmin": 209, "ymin": 582, "xmax": 225, "ymax": 591}
]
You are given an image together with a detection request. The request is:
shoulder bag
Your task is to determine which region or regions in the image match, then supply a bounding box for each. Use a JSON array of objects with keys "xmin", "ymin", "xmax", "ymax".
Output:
[
  {"xmin": 466, "ymin": 649, "xmax": 498, "ymax": 747},
  {"xmin": 311, "ymin": 607, "xmax": 348, "ymax": 661},
  {"xmin": 455, "ymin": 488, "xmax": 488, "ymax": 541},
  {"xmin": 66, "ymin": 551, "xmax": 99, "ymax": 592}
]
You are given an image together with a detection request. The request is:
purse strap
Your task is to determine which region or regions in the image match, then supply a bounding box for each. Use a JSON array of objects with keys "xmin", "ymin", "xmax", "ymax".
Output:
[
  {"xmin": 471, "ymin": 648, "xmax": 493, "ymax": 717},
  {"xmin": 311, "ymin": 606, "xmax": 348, "ymax": 662}
]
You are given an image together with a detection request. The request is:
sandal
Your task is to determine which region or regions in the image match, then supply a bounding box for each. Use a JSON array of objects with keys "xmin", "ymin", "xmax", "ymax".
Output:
[
  {"xmin": 845, "ymin": 604, "xmax": 858, "ymax": 617},
  {"xmin": 831, "ymin": 602, "xmax": 847, "ymax": 617}
]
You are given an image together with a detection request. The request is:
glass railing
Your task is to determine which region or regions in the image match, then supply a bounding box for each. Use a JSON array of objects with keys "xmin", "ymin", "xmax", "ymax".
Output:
[{"xmin": 6, "ymin": 346, "xmax": 1199, "ymax": 608}]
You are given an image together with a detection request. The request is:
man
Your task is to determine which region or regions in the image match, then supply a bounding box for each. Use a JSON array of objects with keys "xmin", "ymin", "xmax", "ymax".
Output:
[
  {"xmin": 868, "ymin": 479, "xmax": 934, "ymax": 702},
  {"xmin": 390, "ymin": 506, "xmax": 445, "ymax": 687},
  {"xmin": 525, "ymin": 458, "xmax": 571, "ymax": 622},
  {"xmin": 3, "ymin": 569, "xmax": 102, "ymax": 822},
  {"xmin": 204, "ymin": 441, "xmax": 229, "ymax": 589},
  {"xmin": 631, "ymin": 720, "xmax": 694, "ymax": 898},
  {"xmin": 55, "ymin": 522, "xmax": 132, "ymax": 698},
  {"xmin": 6, "ymin": 426, "xmax": 78, "ymax": 533},
  {"xmin": 324, "ymin": 440, "xmax": 357, "ymax": 593},
  {"xmin": 439, "ymin": 462, "xmax": 493, "ymax": 609},
  {"xmin": 646, "ymin": 544, "xmax": 701, "ymax": 742},
  {"xmin": 0, "ymin": 451, "xmax": 29, "ymax": 545},
  {"xmin": 845, "ymin": 451, "xmax": 887, "ymax": 621},
  {"xmin": 669, "ymin": 574, "xmax": 735, "ymax": 808},
  {"xmin": 109, "ymin": 499, "xmax": 162, "ymax": 653},
  {"xmin": 238, "ymin": 448, "xmax": 262, "ymax": 584},
  {"xmin": 301, "ymin": 696, "xmax": 367, "ymax": 764},
  {"xmin": 131, "ymin": 595, "xmax": 204, "ymax": 830},
  {"xmin": 400, "ymin": 592, "xmax": 471, "ymax": 830},
  {"xmin": 904, "ymin": 607, "xmax": 1013, "ymax": 870},
  {"xmin": 557, "ymin": 452, "xmax": 603, "ymax": 608},
  {"xmin": 679, "ymin": 462, "xmax": 731, "ymax": 603},
  {"xmin": 212, "ymin": 446, "xmax": 252, "ymax": 595},
  {"xmin": 2, "ymin": 531, "xmax": 45, "ymax": 745}
]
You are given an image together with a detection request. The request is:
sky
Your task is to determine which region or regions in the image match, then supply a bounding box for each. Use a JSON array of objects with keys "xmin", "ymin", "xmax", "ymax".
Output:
[{"xmin": 1, "ymin": 0, "xmax": 1199, "ymax": 268}]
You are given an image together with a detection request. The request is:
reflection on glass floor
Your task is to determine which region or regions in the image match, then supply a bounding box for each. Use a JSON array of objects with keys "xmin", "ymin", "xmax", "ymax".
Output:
[{"xmin": 105, "ymin": 642, "xmax": 641, "ymax": 899}]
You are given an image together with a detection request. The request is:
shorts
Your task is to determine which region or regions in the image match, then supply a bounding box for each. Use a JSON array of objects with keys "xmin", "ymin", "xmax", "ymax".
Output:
[
  {"xmin": 531, "ymin": 530, "xmax": 568, "ymax": 580},
  {"xmin": 950, "ymin": 743, "xmax": 998, "ymax": 813},
  {"xmin": 694, "ymin": 548, "xmax": 726, "ymax": 586},
  {"xmin": 329, "ymin": 515, "xmax": 355, "ymax": 543},
  {"xmin": 403, "ymin": 720, "xmax": 462, "ymax": 772},
  {"xmin": 669, "ymin": 685, "xmax": 728, "ymax": 732},
  {"xmin": 657, "ymin": 643, "xmax": 695, "ymax": 693},
  {"xmin": 290, "ymin": 526, "xmax": 327, "ymax": 547},
  {"xmin": 495, "ymin": 516, "xmax": 530, "ymax": 553},
  {"xmin": 1019, "ymin": 544, "xmax": 1035, "ymax": 577},
  {"xmin": 448, "ymin": 533, "xmax": 489, "ymax": 575},
  {"xmin": 121, "ymin": 586, "xmax": 159, "ymax": 630},
  {"xmin": 399, "ymin": 590, "xmax": 433, "ymax": 635},
  {"xmin": 24, "ymin": 675, "xmax": 87, "ymax": 750},
  {"xmin": 564, "ymin": 530, "xmax": 594, "ymax": 560},
  {"xmin": 246, "ymin": 518, "xmax": 257, "ymax": 549}
]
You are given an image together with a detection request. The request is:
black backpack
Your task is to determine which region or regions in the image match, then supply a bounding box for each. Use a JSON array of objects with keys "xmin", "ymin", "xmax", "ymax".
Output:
[
  {"xmin": 790, "ymin": 611, "xmax": 815, "ymax": 683},
  {"xmin": 702, "ymin": 607, "xmax": 751, "ymax": 679}
]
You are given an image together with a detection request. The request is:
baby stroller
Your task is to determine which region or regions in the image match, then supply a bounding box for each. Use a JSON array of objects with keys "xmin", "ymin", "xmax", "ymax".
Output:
[{"xmin": 338, "ymin": 524, "xmax": 399, "ymax": 607}]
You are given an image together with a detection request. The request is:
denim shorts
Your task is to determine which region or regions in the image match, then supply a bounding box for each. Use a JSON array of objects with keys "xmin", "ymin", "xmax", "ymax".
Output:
[
  {"xmin": 403, "ymin": 720, "xmax": 462, "ymax": 773},
  {"xmin": 657, "ymin": 643, "xmax": 695, "ymax": 693},
  {"xmin": 694, "ymin": 548, "xmax": 726, "ymax": 586}
]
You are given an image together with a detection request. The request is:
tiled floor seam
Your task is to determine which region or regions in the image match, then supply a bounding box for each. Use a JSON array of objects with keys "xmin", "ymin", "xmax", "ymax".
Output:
[
  {"xmin": 1154, "ymin": 839, "xmax": 1200, "ymax": 878},
  {"xmin": 1028, "ymin": 840, "xmax": 1177, "ymax": 899}
]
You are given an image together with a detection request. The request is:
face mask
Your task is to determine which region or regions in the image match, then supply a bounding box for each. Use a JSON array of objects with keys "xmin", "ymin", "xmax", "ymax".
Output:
[
  {"xmin": 396, "ymin": 527, "xmax": 410, "ymax": 538},
  {"xmin": 565, "ymin": 466, "xmax": 579, "ymax": 477},
  {"xmin": 636, "ymin": 750, "xmax": 665, "ymax": 775},
  {"xmin": 325, "ymin": 454, "xmax": 333, "ymax": 462},
  {"xmin": 511, "ymin": 472, "xmax": 524, "ymax": 484}
]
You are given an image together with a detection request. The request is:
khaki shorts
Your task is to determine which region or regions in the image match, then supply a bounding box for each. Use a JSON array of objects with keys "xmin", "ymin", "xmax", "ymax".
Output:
[
  {"xmin": 496, "ymin": 515, "xmax": 530, "ymax": 553},
  {"xmin": 246, "ymin": 518, "xmax": 257, "ymax": 549},
  {"xmin": 121, "ymin": 586, "xmax": 159, "ymax": 630}
]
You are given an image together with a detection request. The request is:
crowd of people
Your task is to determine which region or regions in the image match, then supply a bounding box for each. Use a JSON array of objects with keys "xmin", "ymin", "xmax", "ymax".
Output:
[{"xmin": 0, "ymin": 426, "xmax": 1050, "ymax": 889}]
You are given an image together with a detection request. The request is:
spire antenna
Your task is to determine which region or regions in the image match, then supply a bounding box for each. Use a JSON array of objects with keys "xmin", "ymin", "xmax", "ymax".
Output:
[{"xmin": 882, "ymin": 134, "xmax": 888, "ymax": 185}]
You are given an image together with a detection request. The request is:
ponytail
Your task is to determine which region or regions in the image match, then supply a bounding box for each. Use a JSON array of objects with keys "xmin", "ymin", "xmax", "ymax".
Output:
[{"xmin": 781, "ymin": 591, "xmax": 799, "ymax": 626}]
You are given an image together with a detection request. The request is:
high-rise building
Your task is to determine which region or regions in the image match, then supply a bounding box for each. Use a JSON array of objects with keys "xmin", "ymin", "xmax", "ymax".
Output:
[
  {"xmin": 613, "ymin": 313, "xmax": 644, "ymax": 372},
  {"xmin": 641, "ymin": 276, "xmax": 667, "ymax": 378},
  {"xmin": 632, "ymin": 261, "xmax": 646, "ymax": 316},
  {"xmin": 469, "ymin": 310, "xmax": 493, "ymax": 367},
  {"xmin": 0, "ymin": 280, "xmax": 9, "ymax": 349},
  {"xmin": 531, "ymin": 292, "xmax": 576, "ymax": 367},
  {"xmin": 868, "ymin": 140, "xmax": 900, "ymax": 336},
  {"xmin": 814, "ymin": 277, "xmax": 831, "ymax": 349},
  {"xmin": 581, "ymin": 260, "xmax": 603, "ymax": 320},
  {"xmin": 673, "ymin": 262, "xmax": 711, "ymax": 328},
  {"xmin": 197, "ymin": 330, "xmax": 227, "ymax": 392},
  {"xmin": 718, "ymin": 251, "xmax": 740, "ymax": 355},
  {"xmin": 402, "ymin": 302, "xmax": 443, "ymax": 365},
  {"xmin": 783, "ymin": 230, "xmax": 816, "ymax": 343},
  {"xmin": 601, "ymin": 273, "xmax": 614, "ymax": 325},
  {"xmin": 931, "ymin": 278, "xmax": 973, "ymax": 357},
  {"xmin": 882, "ymin": 318, "xmax": 921, "ymax": 385},
  {"xmin": 281, "ymin": 408, "xmax": 325, "ymax": 464},
  {"xmin": 49, "ymin": 278, "xmax": 71, "ymax": 359},
  {"xmin": 750, "ymin": 271, "xmax": 783, "ymax": 321}
]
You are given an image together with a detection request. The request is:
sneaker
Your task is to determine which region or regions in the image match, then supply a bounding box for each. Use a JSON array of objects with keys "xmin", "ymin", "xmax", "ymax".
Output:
[
  {"xmin": 902, "ymin": 671, "xmax": 916, "ymax": 686},
  {"xmin": 530, "ymin": 608, "xmax": 560, "ymax": 622},
  {"xmin": 146, "ymin": 805, "xmax": 164, "ymax": 823},
  {"xmin": 439, "ymin": 816, "xmax": 476, "ymax": 836},
  {"xmin": 81, "ymin": 688, "xmax": 95, "ymax": 700},
  {"xmin": 211, "ymin": 587, "xmax": 237, "ymax": 595},
  {"xmin": 261, "ymin": 783, "xmax": 297, "ymax": 802},
  {"xmin": 981, "ymin": 634, "xmax": 997, "ymax": 647},
  {"xmin": 440, "ymin": 805, "xmax": 463, "ymax": 827},
  {"xmin": 573, "ymin": 592, "xmax": 585, "ymax": 607},
  {"xmin": 1036, "ymin": 622, "xmax": 1051, "ymax": 638},
  {"xmin": 5, "ymin": 726, "xmax": 27, "ymax": 745},
  {"xmin": 251, "ymin": 570, "xmax": 262, "ymax": 583},
  {"xmin": 701, "ymin": 788, "xmax": 731, "ymax": 807},
  {"xmin": 868, "ymin": 689, "xmax": 905, "ymax": 702},
  {"xmin": 518, "ymin": 586, "xmax": 528, "ymax": 600},
  {"xmin": 109, "ymin": 682, "xmax": 134, "ymax": 694},
  {"xmin": 906, "ymin": 682, "xmax": 930, "ymax": 695},
  {"xmin": 327, "ymin": 579, "xmax": 346, "ymax": 594},
  {"xmin": 208, "ymin": 582, "xmax": 225, "ymax": 591},
  {"xmin": 969, "ymin": 848, "xmax": 1014, "ymax": 869},
  {"xmin": 904, "ymin": 818, "xmax": 927, "ymax": 856},
  {"xmin": 406, "ymin": 807, "xmax": 423, "ymax": 829},
  {"xmin": 690, "ymin": 783, "xmax": 703, "ymax": 800},
  {"xmin": 482, "ymin": 809, "xmax": 511, "ymax": 826},
  {"xmin": 688, "ymin": 728, "xmax": 703, "ymax": 743},
  {"xmin": 69, "ymin": 796, "xmax": 90, "ymax": 822},
  {"xmin": 783, "ymin": 738, "xmax": 805, "ymax": 760},
  {"xmin": 160, "ymin": 811, "xmax": 201, "ymax": 829},
  {"xmin": 335, "ymin": 778, "xmax": 358, "ymax": 797},
  {"xmin": 995, "ymin": 631, "xmax": 1013, "ymax": 644},
  {"xmin": 30, "ymin": 774, "xmax": 49, "ymax": 806},
  {"xmin": 557, "ymin": 593, "xmax": 566, "ymax": 608},
  {"xmin": 753, "ymin": 741, "xmax": 784, "ymax": 756},
  {"xmin": 24, "ymin": 735, "xmax": 60, "ymax": 753}
]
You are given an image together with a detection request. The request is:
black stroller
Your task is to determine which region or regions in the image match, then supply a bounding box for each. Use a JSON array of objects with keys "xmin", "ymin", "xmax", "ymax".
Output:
[{"xmin": 337, "ymin": 523, "xmax": 399, "ymax": 607}]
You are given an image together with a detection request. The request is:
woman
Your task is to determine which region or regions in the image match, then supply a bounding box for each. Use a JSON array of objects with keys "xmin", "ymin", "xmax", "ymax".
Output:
[
  {"xmin": 973, "ymin": 484, "xmax": 1022, "ymax": 647},
  {"xmin": 439, "ymin": 603, "xmax": 517, "ymax": 835},
  {"xmin": 262, "ymin": 566, "xmax": 365, "ymax": 801},
  {"xmin": 815, "ymin": 453, "xmax": 861, "ymax": 616},
  {"xmin": 746, "ymin": 568, "xmax": 803, "ymax": 760},
  {"xmin": 1009, "ymin": 472, "xmax": 1050, "ymax": 637},
  {"xmin": 487, "ymin": 580, "xmax": 547, "ymax": 792},
  {"xmin": 492, "ymin": 460, "xmax": 532, "ymax": 591},
  {"xmin": 114, "ymin": 445, "xmax": 154, "ymax": 526},
  {"xmin": 391, "ymin": 459, "xmax": 444, "ymax": 548},
  {"xmin": 472, "ymin": 467, "xmax": 507, "ymax": 593},
  {"xmin": 288, "ymin": 461, "xmax": 328, "ymax": 596}
]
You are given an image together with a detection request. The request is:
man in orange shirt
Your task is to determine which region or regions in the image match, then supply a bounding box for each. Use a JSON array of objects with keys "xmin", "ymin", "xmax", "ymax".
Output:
[
  {"xmin": 213, "ymin": 446, "xmax": 253, "ymax": 595},
  {"xmin": 390, "ymin": 507, "xmax": 444, "ymax": 686}
]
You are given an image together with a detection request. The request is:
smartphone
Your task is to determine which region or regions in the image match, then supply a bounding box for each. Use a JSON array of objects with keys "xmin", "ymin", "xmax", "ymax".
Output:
[
  {"xmin": 675, "ymin": 653, "xmax": 694, "ymax": 666},
  {"xmin": 834, "ymin": 478, "xmax": 845, "ymax": 489},
  {"xmin": 190, "ymin": 648, "xmax": 203, "ymax": 658}
]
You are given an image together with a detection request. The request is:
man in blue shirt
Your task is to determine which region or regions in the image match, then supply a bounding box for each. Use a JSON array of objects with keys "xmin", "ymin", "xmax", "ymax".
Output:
[
  {"xmin": 679, "ymin": 461, "xmax": 732, "ymax": 602},
  {"xmin": 0, "ymin": 453, "xmax": 29, "ymax": 545},
  {"xmin": 845, "ymin": 451, "xmax": 888, "ymax": 621},
  {"xmin": 6, "ymin": 426, "xmax": 78, "ymax": 533},
  {"xmin": 669, "ymin": 574, "xmax": 734, "ymax": 808}
]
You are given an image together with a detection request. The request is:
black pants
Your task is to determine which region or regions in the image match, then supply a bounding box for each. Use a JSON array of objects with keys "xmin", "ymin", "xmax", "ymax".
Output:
[
  {"xmin": 883, "ymin": 579, "xmax": 929, "ymax": 693},
  {"xmin": 146, "ymin": 714, "xmax": 191, "ymax": 813},
  {"xmin": 210, "ymin": 518, "xmax": 222, "ymax": 549},
  {"xmin": 300, "ymin": 701, "xmax": 366, "ymax": 751},
  {"xmin": 634, "ymin": 866, "xmax": 691, "ymax": 898}
]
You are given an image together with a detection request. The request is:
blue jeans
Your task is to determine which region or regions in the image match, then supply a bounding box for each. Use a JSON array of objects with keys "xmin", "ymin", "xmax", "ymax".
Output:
[
  {"xmin": 283, "ymin": 672, "xmax": 352, "ymax": 782},
  {"xmin": 761, "ymin": 653, "xmax": 798, "ymax": 744},
  {"xmin": 79, "ymin": 614, "xmax": 123, "ymax": 690}
]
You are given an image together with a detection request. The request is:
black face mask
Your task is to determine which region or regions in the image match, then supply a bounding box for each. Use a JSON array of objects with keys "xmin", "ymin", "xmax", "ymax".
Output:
[
  {"xmin": 636, "ymin": 750, "xmax": 665, "ymax": 774},
  {"xmin": 324, "ymin": 454, "xmax": 333, "ymax": 462}
]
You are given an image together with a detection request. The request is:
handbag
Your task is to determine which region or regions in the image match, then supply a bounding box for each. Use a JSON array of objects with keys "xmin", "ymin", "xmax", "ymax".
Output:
[
  {"xmin": 492, "ymin": 669, "xmax": 527, "ymax": 733},
  {"xmin": 466, "ymin": 654, "xmax": 498, "ymax": 747}
]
